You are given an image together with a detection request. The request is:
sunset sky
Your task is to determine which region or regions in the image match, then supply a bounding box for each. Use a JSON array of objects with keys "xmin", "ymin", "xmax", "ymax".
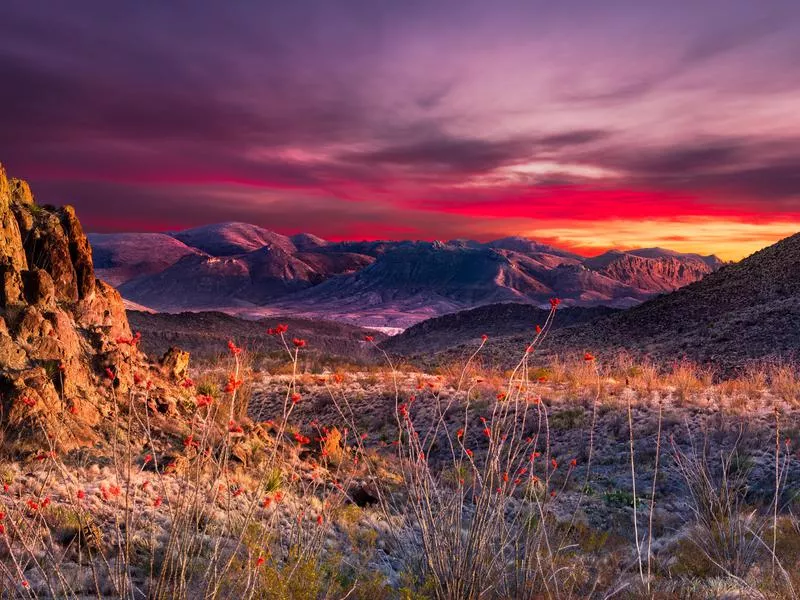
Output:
[{"xmin": 1, "ymin": 1, "xmax": 798, "ymax": 260}]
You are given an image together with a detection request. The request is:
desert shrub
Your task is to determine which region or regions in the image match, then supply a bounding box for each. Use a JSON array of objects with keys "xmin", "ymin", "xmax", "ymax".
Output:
[
  {"xmin": 770, "ymin": 362, "xmax": 800, "ymax": 405},
  {"xmin": 550, "ymin": 407, "xmax": 586, "ymax": 430},
  {"xmin": 671, "ymin": 441, "xmax": 778, "ymax": 580},
  {"xmin": 669, "ymin": 360, "xmax": 714, "ymax": 403}
]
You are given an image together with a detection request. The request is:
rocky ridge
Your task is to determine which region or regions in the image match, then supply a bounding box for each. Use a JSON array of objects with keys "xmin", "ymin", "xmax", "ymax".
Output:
[{"xmin": 0, "ymin": 163, "xmax": 185, "ymax": 452}]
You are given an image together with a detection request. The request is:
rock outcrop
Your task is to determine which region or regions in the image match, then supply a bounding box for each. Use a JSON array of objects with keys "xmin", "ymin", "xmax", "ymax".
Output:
[{"xmin": 0, "ymin": 162, "xmax": 164, "ymax": 451}]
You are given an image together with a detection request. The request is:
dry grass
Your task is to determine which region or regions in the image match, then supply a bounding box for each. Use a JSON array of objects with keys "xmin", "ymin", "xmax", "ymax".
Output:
[{"xmin": 2, "ymin": 320, "xmax": 800, "ymax": 598}]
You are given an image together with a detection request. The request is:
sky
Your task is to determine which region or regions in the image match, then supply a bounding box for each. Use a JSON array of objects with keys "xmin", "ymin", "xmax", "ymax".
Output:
[{"xmin": 0, "ymin": 0, "xmax": 798, "ymax": 260}]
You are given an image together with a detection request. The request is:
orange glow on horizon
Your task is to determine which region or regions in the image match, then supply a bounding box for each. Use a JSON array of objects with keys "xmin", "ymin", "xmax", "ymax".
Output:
[{"xmin": 523, "ymin": 218, "xmax": 798, "ymax": 261}]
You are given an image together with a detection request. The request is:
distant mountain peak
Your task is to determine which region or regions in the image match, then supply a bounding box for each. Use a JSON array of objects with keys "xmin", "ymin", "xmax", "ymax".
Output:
[
  {"xmin": 291, "ymin": 232, "xmax": 328, "ymax": 251},
  {"xmin": 171, "ymin": 222, "xmax": 297, "ymax": 256}
]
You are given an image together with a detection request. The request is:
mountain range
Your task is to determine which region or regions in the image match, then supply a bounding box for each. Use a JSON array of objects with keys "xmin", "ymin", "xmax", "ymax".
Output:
[
  {"xmin": 90, "ymin": 221, "xmax": 724, "ymax": 327},
  {"xmin": 385, "ymin": 232, "xmax": 800, "ymax": 369}
]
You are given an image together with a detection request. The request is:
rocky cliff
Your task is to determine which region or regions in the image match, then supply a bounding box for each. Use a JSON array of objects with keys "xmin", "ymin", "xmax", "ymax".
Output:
[{"xmin": 0, "ymin": 163, "xmax": 150, "ymax": 451}]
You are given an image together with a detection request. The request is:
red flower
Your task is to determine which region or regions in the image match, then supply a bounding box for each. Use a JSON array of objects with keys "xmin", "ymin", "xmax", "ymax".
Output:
[
  {"xmin": 224, "ymin": 374, "xmax": 243, "ymax": 393},
  {"xmin": 584, "ymin": 352, "xmax": 595, "ymax": 362},
  {"xmin": 27, "ymin": 499, "xmax": 39, "ymax": 511},
  {"xmin": 196, "ymin": 394, "xmax": 213, "ymax": 408},
  {"xmin": 456, "ymin": 428, "xmax": 464, "ymax": 439},
  {"xmin": 293, "ymin": 433, "xmax": 310, "ymax": 445},
  {"xmin": 143, "ymin": 454, "xmax": 153, "ymax": 464},
  {"xmin": 153, "ymin": 497, "xmax": 163, "ymax": 508},
  {"xmin": 183, "ymin": 435, "xmax": 198, "ymax": 449},
  {"xmin": 77, "ymin": 489, "xmax": 86, "ymax": 500},
  {"xmin": 292, "ymin": 338, "xmax": 306, "ymax": 348},
  {"xmin": 549, "ymin": 298, "xmax": 561, "ymax": 308},
  {"xmin": 105, "ymin": 367, "xmax": 116, "ymax": 381},
  {"xmin": 0, "ymin": 524, "xmax": 4, "ymax": 535},
  {"xmin": 496, "ymin": 392, "xmax": 506, "ymax": 400},
  {"xmin": 465, "ymin": 449, "xmax": 474, "ymax": 457},
  {"xmin": 364, "ymin": 335, "xmax": 374, "ymax": 342},
  {"xmin": 535, "ymin": 325, "xmax": 542, "ymax": 334},
  {"xmin": 256, "ymin": 556, "xmax": 265, "ymax": 567},
  {"xmin": 228, "ymin": 421, "xmax": 244, "ymax": 434},
  {"xmin": 483, "ymin": 427, "xmax": 491, "ymax": 438},
  {"xmin": 227, "ymin": 340, "xmax": 242, "ymax": 356},
  {"xmin": 570, "ymin": 458, "xmax": 577, "ymax": 468},
  {"xmin": 551, "ymin": 459, "xmax": 558, "ymax": 469},
  {"xmin": 316, "ymin": 514, "xmax": 323, "ymax": 526},
  {"xmin": 268, "ymin": 323, "xmax": 288, "ymax": 335},
  {"xmin": 291, "ymin": 393, "xmax": 301, "ymax": 404},
  {"xmin": 68, "ymin": 403, "xmax": 79, "ymax": 415},
  {"xmin": 21, "ymin": 396, "xmax": 36, "ymax": 408},
  {"xmin": 502, "ymin": 472, "xmax": 509, "ymax": 483},
  {"xmin": 481, "ymin": 334, "xmax": 488, "ymax": 342}
]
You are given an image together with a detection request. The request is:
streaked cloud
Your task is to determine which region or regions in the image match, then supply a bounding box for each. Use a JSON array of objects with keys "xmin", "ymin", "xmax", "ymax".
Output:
[{"xmin": 0, "ymin": 0, "xmax": 797, "ymax": 259}]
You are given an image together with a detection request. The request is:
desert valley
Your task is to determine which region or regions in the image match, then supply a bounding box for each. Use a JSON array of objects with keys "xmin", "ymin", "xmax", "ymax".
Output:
[
  {"xmin": 2, "ymin": 1, "xmax": 800, "ymax": 598},
  {"xmin": 1, "ymin": 165, "xmax": 800, "ymax": 599}
]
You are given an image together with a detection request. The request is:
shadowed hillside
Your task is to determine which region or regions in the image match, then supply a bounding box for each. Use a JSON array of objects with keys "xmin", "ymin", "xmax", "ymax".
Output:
[{"xmin": 401, "ymin": 232, "xmax": 800, "ymax": 370}]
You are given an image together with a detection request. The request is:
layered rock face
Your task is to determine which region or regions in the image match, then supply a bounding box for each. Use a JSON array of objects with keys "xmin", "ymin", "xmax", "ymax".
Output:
[{"xmin": 0, "ymin": 163, "xmax": 138, "ymax": 450}]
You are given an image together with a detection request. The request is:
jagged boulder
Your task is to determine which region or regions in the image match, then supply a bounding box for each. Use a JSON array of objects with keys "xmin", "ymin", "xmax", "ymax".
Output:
[
  {"xmin": 161, "ymin": 346, "xmax": 190, "ymax": 381},
  {"xmin": 8, "ymin": 178, "xmax": 33, "ymax": 204},
  {"xmin": 0, "ymin": 162, "xmax": 143, "ymax": 451}
]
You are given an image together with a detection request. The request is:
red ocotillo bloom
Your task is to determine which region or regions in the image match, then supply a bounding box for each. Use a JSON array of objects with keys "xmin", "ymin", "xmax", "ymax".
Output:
[
  {"xmin": 292, "ymin": 338, "xmax": 306, "ymax": 348},
  {"xmin": 268, "ymin": 323, "xmax": 288, "ymax": 335}
]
